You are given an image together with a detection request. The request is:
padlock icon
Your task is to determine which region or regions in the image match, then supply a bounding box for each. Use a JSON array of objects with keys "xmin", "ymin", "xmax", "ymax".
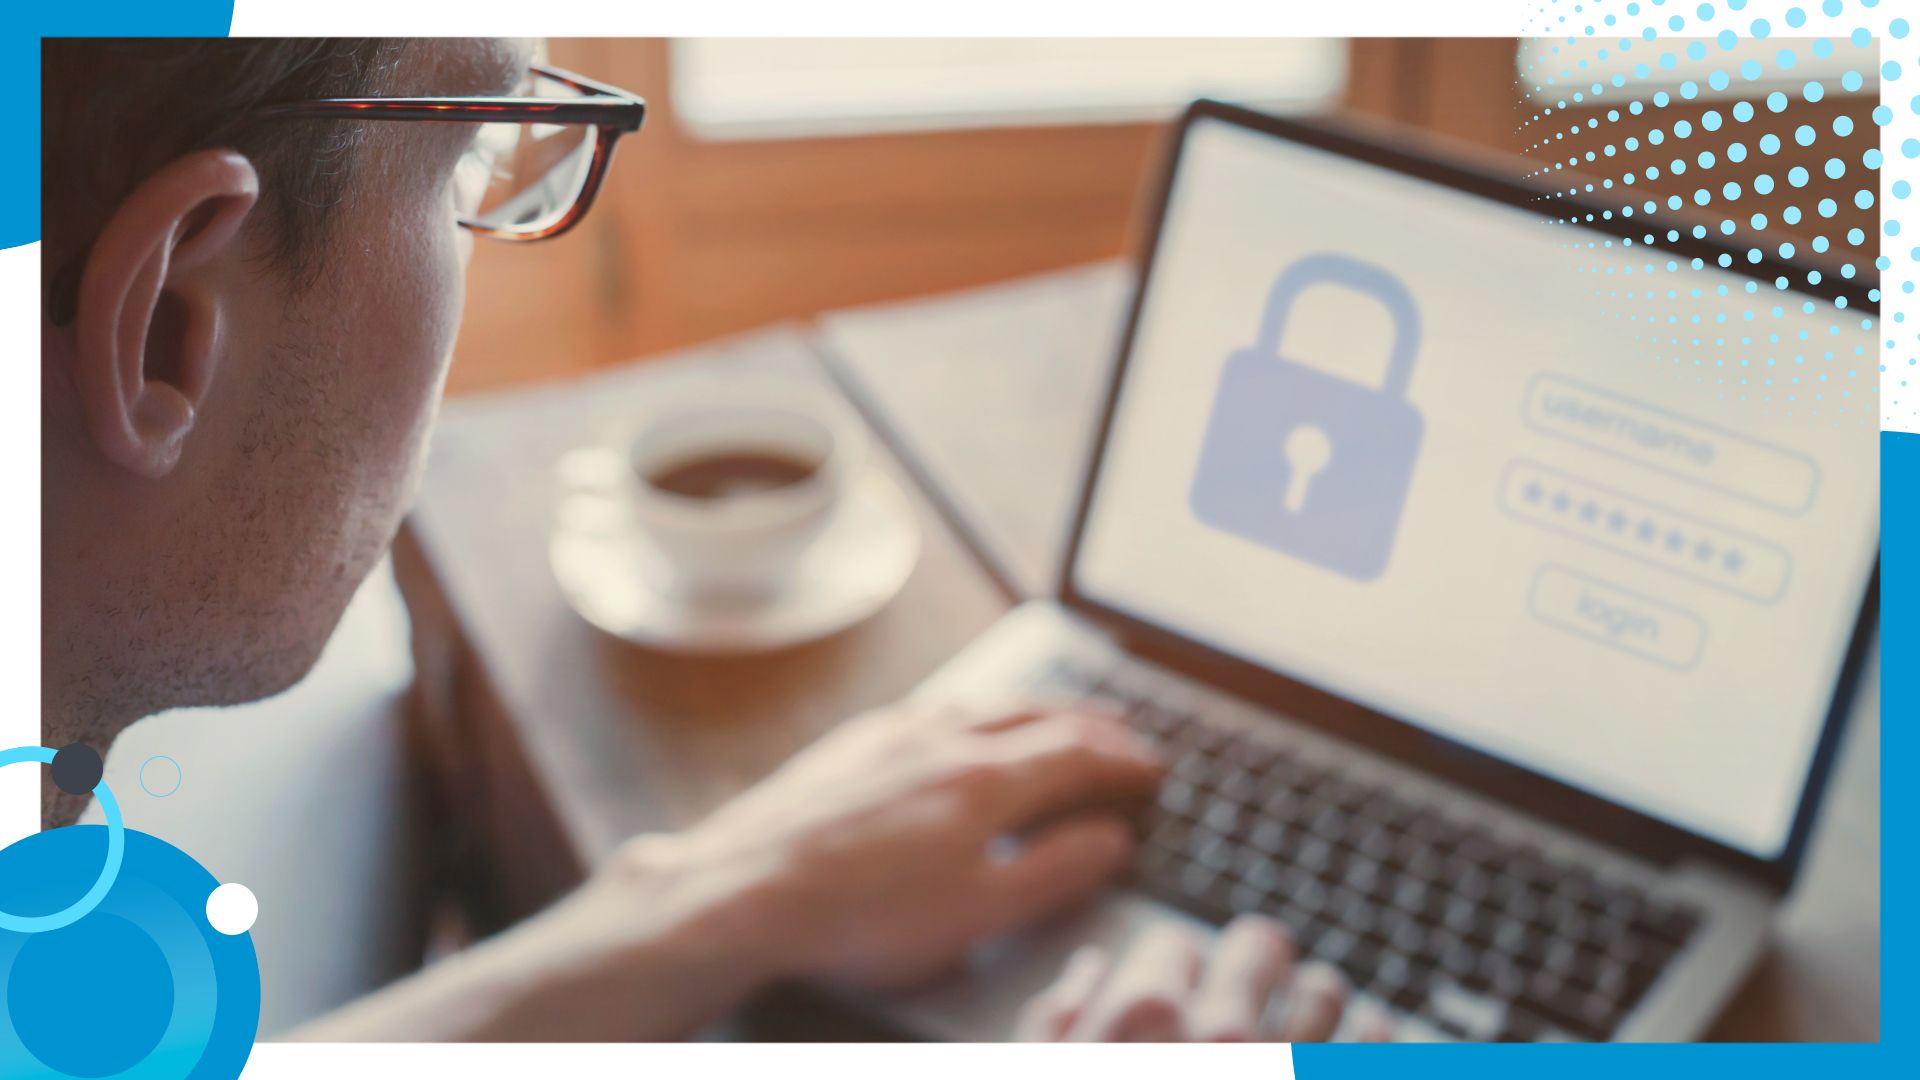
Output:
[{"xmin": 1189, "ymin": 252, "xmax": 1424, "ymax": 582}]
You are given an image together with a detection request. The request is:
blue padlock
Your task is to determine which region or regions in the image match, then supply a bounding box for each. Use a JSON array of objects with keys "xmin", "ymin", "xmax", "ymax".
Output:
[{"xmin": 1189, "ymin": 252, "xmax": 1424, "ymax": 582}]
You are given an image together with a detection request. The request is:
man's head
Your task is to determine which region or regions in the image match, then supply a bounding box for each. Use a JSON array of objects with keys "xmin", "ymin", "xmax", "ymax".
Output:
[{"xmin": 42, "ymin": 37, "xmax": 530, "ymax": 736}]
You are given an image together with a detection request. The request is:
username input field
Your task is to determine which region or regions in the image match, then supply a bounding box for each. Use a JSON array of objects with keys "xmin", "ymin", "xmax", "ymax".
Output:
[{"xmin": 1522, "ymin": 374, "xmax": 1820, "ymax": 515}]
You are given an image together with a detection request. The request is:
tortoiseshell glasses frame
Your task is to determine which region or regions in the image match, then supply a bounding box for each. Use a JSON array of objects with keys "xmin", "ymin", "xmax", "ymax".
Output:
[{"xmin": 252, "ymin": 63, "xmax": 645, "ymax": 242}]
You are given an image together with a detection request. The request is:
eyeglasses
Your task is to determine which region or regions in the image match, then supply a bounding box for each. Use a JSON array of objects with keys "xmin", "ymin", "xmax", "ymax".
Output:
[{"xmin": 254, "ymin": 63, "xmax": 646, "ymax": 242}]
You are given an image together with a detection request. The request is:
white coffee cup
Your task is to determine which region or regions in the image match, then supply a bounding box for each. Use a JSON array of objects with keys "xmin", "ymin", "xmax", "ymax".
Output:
[{"xmin": 614, "ymin": 378, "xmax": 866, "ymax": 603}]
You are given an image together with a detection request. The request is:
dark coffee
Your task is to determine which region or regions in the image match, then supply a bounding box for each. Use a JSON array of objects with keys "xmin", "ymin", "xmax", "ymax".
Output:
[{"xmin": 646, "ymin": 451, "xmax": 820, "ymax": 500}]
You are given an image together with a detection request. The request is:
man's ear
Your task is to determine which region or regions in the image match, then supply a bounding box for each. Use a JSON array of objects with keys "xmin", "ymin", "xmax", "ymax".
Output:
[{"xmin": 71, "ymin": 148, "xmax": 260, "ymax": 479}]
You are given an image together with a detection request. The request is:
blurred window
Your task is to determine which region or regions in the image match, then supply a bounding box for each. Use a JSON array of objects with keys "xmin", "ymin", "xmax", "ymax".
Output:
[
  {"xmin": 1516, "ymin": 36, "xmax": 1879, "ymax": 101},
  {"xmin": 670, "ymin": 38, "xmax": 1348, "ymax": 138}
]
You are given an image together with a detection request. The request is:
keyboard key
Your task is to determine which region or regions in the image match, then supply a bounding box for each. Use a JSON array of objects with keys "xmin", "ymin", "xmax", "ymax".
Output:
[
  {"xmin": 1247, "ymin": 816, "xmax": 1289, "ymax": 854},
  {"xmin": 1592, "ymin": 956, "xmax": 1629, "ymax": 1000},
  {"xmin": 1290, "ymin": 875, "xmax": 1331, "ymax": 914},
  {"xmin": 1190, "ymin": 831, "xmax": 1234, "ymax": 874},
  {"xmin": 1463, "ymin": 908, "xmax": 1503, "ymax": 950},
  {"xmin": 1171, "ymin": 753, "xmax": 1213, "ymax": 787},
  {"xmin": 1494, "ymin": 1005, "xmax": 1552, "ymax": 1042},
  {"xmin": 1353, "ymin": 823, "xmax": 1397, "ymax": 863},
  {"xmin": 1273, "ymin": 864, "xmax": 1316, "ymax": 904},
  {"xmin": 1373, "ymin": 904, "xmax": 1413, "ymax": 942},
  {"xmin": 1542, "ymin": 939, "xmax": 1580, "ymax": 977},
  {"xmin": 1201, "ymin": 798, "xmax": 1242, "ymax": 837},
  {"xmin": 1158, "ymin": 779, "xmax": 1199, "ymax": 818},
  {"xmin": 1262, "ymin": 794, "xmax": 1307, "ymax": 830},
  {"xmin": 1440, "ymin": 896, "xmax": 1479, "ymax": 936},
  {"xmin": 1476, "ymin": 948, "xmax": 1528, "ymax": 1000},
  {"xmin": 1388, "ymin": 916, "xmax": 1430, "ymax": 960},
  {"xmin": 1289, "ymin": 914, "xmax": 1333, "ymax": 949},
  {"xmin": 1345, "ymin": 937, "xmax": 1384, "ymax": 983},
  {"xmin": 1271, "ymin": 903, "xmax": 1316, "ymax": 937},
  {"xmin": 1452, "ymin": 864, "xmax": 1493, "ymax": 904},
  {"xmin": 1239, "ymin": 854, "xmax": 1281, "ymax": 894},
  {"xmin": 1226, "ymin": 881, "xmax": 1266, "ymax": 915},
  {"xmin": 1344, "ymin": 856, "xmax": 1385, "ymax": 896},
  {"xmin": 1526, "ymin": 973, "xmax": 1618, "ymax": 1040},
  {"xmin": 1565, "ymin": 943, "xmax": 1608, "ymax": 992},
  {"xmin": 1332, "ymin": 889, "xmax": 1378, "ymax": 937},
  {"xmin": 1389, "ymin": 979, "xmax": 1430, "ymax": 1014},
  {"xmin": 1314, "ymin": 927, "xmax": 1359, "ymax": 966},
  {"xmin": 1297, "ymin": 837, "xmax": 1337, "ymax": 876},
  {"xmin": 1307, "ymin": 804, "xmax": 1348, "ymax": 843},
  {"xmin": 1403, "ymin": 847, "xmax": 1447, "ymax": 883},
  {"xmin": 1427, "ymin": 980, "xmax": 1507, "ymax": 1041},
  {"xmin": 1375, "ymin": 952, "xmax": 1414, "ymax": 993},
  {"xmin": 1216, "ymin": 766, "xmax": 1259, "ymax": 804}
]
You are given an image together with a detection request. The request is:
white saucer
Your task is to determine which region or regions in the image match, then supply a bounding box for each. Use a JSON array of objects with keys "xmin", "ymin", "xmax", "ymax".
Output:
[{"xmin": 550, "ymin": 464, "xmax": 921, "ymax": 655}]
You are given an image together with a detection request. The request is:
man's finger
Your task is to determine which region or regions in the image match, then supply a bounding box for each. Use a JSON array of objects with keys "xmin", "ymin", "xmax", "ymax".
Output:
[
  {"xmin": 1340, "ymin": 999, "xmax": 1397, "ymax": 1043},
  {"xmin": 1275, "ymin": 962, "xmax": 1348, "ymax": 1043},
  {"xmin": 1188, "ymin": 915, "xmax": 1297, "ymax": 1041},
  {"xmin": 982, "ymin": 816, "xmax": 1135, "ymax": 935},
  {"xmin": 967, "ymin": 699, "xmax": 1120, "ymax": 734},
  {"xmin": 1070, "ymin": 923, "xmax": 1204, "ymax": 1041},
  {"xmin": 1014, "ymin": 946, "xmax": 1110, "ymax": 1041},
  {"xmin": 982, "ymin": 712, "xmax": 1162, "ymax": 829}
]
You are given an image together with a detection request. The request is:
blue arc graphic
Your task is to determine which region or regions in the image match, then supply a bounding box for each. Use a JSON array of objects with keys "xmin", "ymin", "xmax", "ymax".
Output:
[{"xmin": 0, "ymin": 747, "xmax": 123, "ymax": 934}]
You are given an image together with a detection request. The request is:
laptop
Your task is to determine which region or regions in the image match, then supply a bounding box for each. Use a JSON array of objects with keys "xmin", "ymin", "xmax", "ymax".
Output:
[{"xmin": 869, "ymin": 100, "xmax": 1882, "ymax": 1042}]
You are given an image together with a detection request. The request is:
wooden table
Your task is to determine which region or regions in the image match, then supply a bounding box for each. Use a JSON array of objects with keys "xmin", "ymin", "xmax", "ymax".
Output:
[{"xmin": 397, "ymin": 264, "xmax": 1879, "ymax": 1042}]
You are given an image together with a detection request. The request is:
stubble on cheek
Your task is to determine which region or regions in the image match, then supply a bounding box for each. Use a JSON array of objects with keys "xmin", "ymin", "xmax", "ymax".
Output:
[{"xmin": 326, "ymin": 133, "xmax": 469, "ymax": 551}]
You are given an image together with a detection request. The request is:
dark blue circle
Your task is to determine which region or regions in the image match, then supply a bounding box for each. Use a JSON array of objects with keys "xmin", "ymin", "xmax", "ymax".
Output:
[
  {"xmin": 8, "ymin": 914, "xmax": 172, "ymax": 1076},
  {"xmin": 49, "ymin": 744, "xmax": 103, "ymax": 796}
]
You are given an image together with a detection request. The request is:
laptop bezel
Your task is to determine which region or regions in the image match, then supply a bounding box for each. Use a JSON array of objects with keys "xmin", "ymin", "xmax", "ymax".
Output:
[{"xmin": 1057, "ymin": 98, "xmax": 1881, "ymax": 894}]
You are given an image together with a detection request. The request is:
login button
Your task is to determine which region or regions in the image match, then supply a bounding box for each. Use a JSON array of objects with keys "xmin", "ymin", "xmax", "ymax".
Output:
[{"xmin": 1528, "ymin": 565, "xmax": 1706, "ymax": 670}]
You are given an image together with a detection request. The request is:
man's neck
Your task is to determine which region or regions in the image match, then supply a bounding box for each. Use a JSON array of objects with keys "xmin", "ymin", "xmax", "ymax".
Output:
[
  {"xmin": 40, "ymin": 672, "xmax": 129, "ymax": 830},
  {"xmin": 41, "ymin": 422, "xmax": 179, "ymax": 828}
]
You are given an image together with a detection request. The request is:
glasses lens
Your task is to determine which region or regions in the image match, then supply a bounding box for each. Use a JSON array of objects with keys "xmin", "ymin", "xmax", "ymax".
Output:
[{"xmin": 453, "ymin": 74, "xmax": 597, "ymax": 234}]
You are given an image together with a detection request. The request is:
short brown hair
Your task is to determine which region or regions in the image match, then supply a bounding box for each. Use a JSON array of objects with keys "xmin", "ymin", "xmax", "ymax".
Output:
[{"xmin": 42, "ymin": 37, "xmax": 412, "ymax": 323}]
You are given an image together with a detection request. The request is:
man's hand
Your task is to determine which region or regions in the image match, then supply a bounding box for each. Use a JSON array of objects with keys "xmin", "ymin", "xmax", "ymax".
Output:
[
  {"xmin": 1016, "ymin": 915, "xmax": 1395, "ymax": 1042},
  {"xmin": 647, "ymin": 699, "xmax": 1164, "ymax": 989},
  {"xmin": 296, "ymin": 699, "xmax": 1162, "ymax": 1040}
]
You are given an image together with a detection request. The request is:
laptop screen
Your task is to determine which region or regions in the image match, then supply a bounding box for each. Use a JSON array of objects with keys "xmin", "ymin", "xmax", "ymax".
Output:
[{"xmin": 1072, "ymin": 114, "xmax": 1879, "ymax": 860}]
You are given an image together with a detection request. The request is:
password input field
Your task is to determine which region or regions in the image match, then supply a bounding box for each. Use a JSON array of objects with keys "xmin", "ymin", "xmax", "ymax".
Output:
[{"xmin": 1498, "ymin": 460, "xmax": 1792, "ymax": 604}]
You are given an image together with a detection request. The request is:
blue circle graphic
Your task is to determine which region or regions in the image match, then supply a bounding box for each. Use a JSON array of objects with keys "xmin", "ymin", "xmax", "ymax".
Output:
[
  {"xmin": 0, "ymin": 828, "xmax": 260, "ymax": 1079},
  {"xmin": 0, "ymin": 747, "xmax": 123, "ymax": 933},
  {"xmin": 9, "ymin": 914, "xmax": 173, "ymax": 1076},
  {"xmin": 140, "ymin": 756, "xmax": 184, "ymax": 799}
]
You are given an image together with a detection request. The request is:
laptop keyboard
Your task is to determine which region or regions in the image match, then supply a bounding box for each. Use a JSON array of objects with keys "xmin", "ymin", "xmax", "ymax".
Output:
[{"xmin": 1037, "ymin": 660, "xmax": 1702, "ymax": 1042}]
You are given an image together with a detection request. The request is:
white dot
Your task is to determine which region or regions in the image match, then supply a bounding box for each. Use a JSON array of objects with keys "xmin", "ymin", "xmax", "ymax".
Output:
[{"xmin": 206, "ymin": 883, "xmax": 258, "ymax": 936}]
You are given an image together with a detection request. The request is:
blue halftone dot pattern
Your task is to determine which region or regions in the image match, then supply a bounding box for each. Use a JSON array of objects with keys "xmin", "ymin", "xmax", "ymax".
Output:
[{"xmin": 1520, "ymin": 0, "xmax": 1914, "ymax": 429}]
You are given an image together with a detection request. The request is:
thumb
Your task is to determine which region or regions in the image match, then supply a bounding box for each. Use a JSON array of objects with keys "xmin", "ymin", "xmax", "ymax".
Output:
[{"xmin": 983, "ymin": 816, "xmax": 1135, "ymax": 934}]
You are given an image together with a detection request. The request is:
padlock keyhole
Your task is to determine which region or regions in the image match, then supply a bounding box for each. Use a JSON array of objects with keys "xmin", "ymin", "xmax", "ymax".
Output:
[{"xmin": 1283, "ymin": 425, "xmax": 1333, "ymax": 512}]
